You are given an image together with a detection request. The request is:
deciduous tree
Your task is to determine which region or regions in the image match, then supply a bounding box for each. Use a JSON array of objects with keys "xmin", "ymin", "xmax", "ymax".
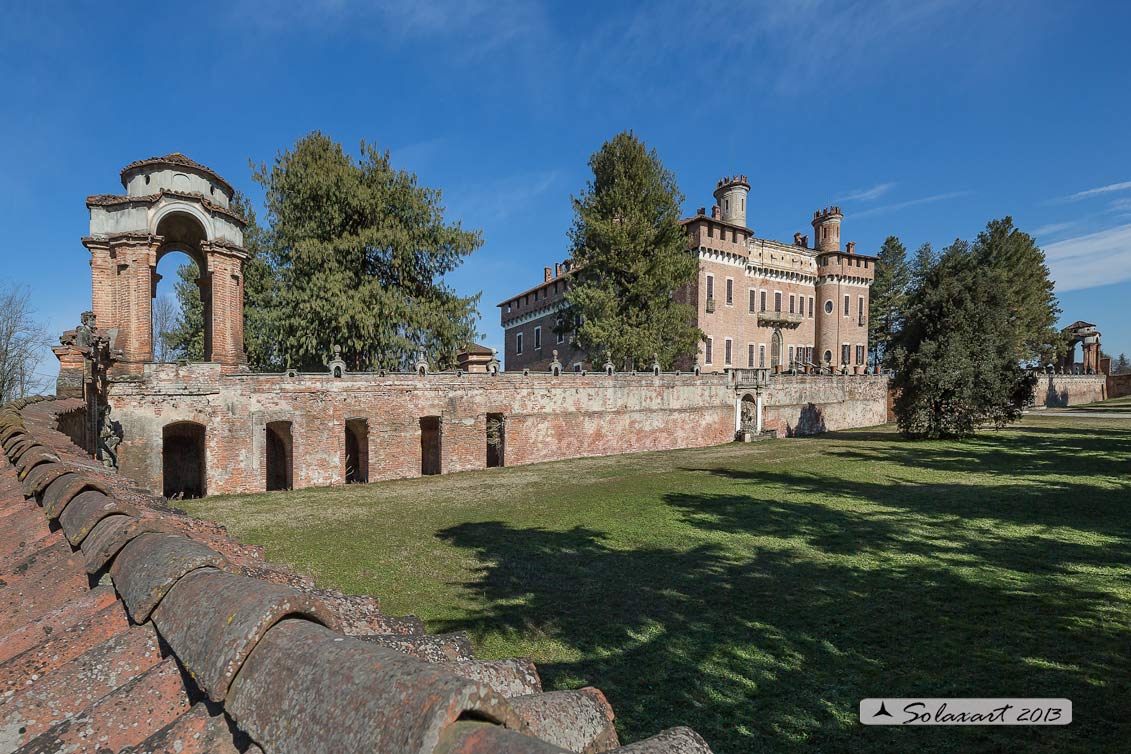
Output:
[
  {"xmin": 0, "ymin": 285, "xmax": 48, "ymax": 403},
  {"xmin": 561, "ymin": 131, "xmax": 701, "ymax": 369}
]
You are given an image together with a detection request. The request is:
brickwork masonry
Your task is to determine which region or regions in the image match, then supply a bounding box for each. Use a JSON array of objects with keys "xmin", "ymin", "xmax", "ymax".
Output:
[{"xmin": 106, "ymin": 364, "xmax": 892, "ymax": 496}]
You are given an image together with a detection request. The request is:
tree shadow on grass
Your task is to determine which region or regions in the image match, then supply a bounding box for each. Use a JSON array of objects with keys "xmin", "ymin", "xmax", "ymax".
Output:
[{"xmin": 436, "ymin": 511, "xmax": 1130, "ymax": 753}]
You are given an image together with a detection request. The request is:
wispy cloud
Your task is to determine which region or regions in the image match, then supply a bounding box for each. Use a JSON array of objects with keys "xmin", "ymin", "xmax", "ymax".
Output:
[
  {"xmin": 1044, "ymin": 224, "xmax": 1131, "ymax": 292},
  {"xmin": 1109, "ymin": 197, "xmax": 1131, "ymax": 212},
  {"xmin": 835, "ymin": 182, "xmax": 896, "ymax": 203},
  {"xmin": 1032, "ymin": 221, "xmax": 1076, "ymax": 237},
  {"xmin": 853, "ymin": 191, "xmax": 969, "ymax": 219},
  {"xmin": 449, "ymin": 170, "xmax": 560, "ymax": 224},
  {"xmin": 1055, "ymin": 180, "xmax": 1131, "ymax": 203}
]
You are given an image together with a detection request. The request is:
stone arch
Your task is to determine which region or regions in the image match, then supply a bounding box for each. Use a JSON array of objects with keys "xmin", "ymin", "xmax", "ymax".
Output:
[
  {"xmin": 740, "ymin": 393, "xmax": 756, "ymax": 429},
  {"xmin": 152, "ymin": 202, "xmax": 214, "ymax": 243},
  {"xmin": 153, "ymin": 210, "xmax": 215, "ymax": 362},
  {"xmin": 162, "ymin": 421, "xmax": 206, "ymax": 498},
  {"xmin": 771, "ymin": 330, "xmax": 784, "ymax": 371}
]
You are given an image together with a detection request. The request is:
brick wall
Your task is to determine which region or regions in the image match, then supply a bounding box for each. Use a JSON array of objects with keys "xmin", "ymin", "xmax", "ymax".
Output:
[
  {"xmin": 1033, "ymin": 374, "xmax": 1107, "ymax": 407},
  {"xmin": 758, "ymin": 375, "xmax": 889, "ymax": 436},
  {"xmin": 108, "ymin": 366, "xmax": 738, "ymax": 495},
  {"xmin": 1107, "ymin": 373, "xmax": 1131, "ymax": 400}
]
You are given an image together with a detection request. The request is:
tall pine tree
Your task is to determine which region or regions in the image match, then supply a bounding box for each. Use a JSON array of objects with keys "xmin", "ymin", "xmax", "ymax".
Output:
[
  {"xmin": 562, "ymin": 132, "xmax": 701, "ymax": 369},
  {"xmin": 253, "ymin": 132, "xmax": 482, "ymax": 371},
  {"xmin": 868, "ymin": 235, "xmax": 910, "ymax": 369},
  {"xmin": 972, "ymin": 217, "xmax": 1060, "ymax": 363}
]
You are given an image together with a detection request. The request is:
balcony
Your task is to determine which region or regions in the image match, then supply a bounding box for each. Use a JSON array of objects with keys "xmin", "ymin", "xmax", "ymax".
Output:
[
  {"xmin": 705, "ymin": 298, "xmax": 716, "ymax": 313},
  {"xmin": 757, "ymin": 310, "xmax": 804, "ymax": 328}
]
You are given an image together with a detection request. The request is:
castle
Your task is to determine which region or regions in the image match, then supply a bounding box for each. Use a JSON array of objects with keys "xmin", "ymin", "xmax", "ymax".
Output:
[{"xmin": 500, "ymin": 176, "xmax": 875, "ymax": 374}]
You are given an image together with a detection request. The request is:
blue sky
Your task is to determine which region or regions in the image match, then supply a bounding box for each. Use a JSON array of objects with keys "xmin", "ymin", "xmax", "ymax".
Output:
[{"xmin": 3, "ymin": 1, "xmax": 1130, "ymax": 382}]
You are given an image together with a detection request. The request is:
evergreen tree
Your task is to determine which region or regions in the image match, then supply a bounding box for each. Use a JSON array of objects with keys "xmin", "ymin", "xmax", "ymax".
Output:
[
  {"xmin": 973, "ymin": 217, "xmax": 1061, "ymax": 363},
  {"xmin": 253, "ymin": 132, "xmax": 482, "ymax": 371},
  {"xmin": 166, "ymin": 261, "xmax": 204, "ymax": 361},
  {"xmin": 909, "ymin": 241, "xmax": 936, "ymax": 288},
  {"xmin": 892, "ymin": 240, "xmax": 1035, "ymax": 439},
  {"xmin": 561, "ymin": 131, "xmax": 701, "ymax": 369},
  {"xmin": 868, "ymin": 235, "xmax": 910, "ymax": 369},
  {"xmin": 1116, "ymin": 353, "xmax": 1129, "ymax": 374}
]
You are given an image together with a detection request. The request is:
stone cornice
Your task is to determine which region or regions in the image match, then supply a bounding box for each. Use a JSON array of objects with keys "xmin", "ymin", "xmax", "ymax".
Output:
[
  {"xmin": 87, "ymin": 190, "xmax": 248, "ymax": 227},
  {"xmin": 501, "ymin": 300, "xmax": 567, "ymax": 329},
  {"xmin": 816, "ymin": 274, "xmax": 873, "ymax": 287}
]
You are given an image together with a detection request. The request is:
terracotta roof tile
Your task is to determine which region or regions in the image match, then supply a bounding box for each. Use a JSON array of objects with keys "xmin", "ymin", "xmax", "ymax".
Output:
[{"xmin": 119, "ymin": 153, "xmax": 234, "ymax": 196}]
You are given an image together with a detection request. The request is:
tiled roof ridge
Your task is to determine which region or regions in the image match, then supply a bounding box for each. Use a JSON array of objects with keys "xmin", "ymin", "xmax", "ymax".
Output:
[{"xmin": 0, "ymin": 395, "xmax": 715, "ymax": 754}]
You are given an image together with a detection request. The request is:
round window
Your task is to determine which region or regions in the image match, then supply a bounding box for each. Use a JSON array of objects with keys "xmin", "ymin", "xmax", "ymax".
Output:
[{"xmin": 824, "ymin": 300, "xmax": 833, "ymax": 314}]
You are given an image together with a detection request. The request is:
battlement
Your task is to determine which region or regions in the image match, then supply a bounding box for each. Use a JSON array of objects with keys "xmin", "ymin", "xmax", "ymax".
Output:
[{"xmin": 812, "ymin": 206, "xmax": 843, "ymax": 221}]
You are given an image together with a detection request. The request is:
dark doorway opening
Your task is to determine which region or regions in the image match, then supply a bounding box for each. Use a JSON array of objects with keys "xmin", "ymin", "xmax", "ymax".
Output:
[
  {"xmin": 345, "ymin": 418, "xmax": 369, "ymax": 484},
  {"xmin": 266, "ymin": 421, "xmax": 293, "ymax": 491},
  {"xmin": 420, "ymin": 416, "xmax": 441, "ymax": 476},
  {"xmin": 162, "ymin": 422, "xmax": 206, "ymax": 499},
  {"xmin": 486, "ymin": 413, "xmax": 505, "ymax": 468}
]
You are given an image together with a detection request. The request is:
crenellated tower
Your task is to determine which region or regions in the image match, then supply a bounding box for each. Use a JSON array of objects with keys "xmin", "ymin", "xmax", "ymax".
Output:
[
  {"xmin": 811, "ymin": 206, "xmax": 843, "ymax": 252},
  {"xmin": 712, "ymin": 175, "xmax": 750, "ymax": 228}
]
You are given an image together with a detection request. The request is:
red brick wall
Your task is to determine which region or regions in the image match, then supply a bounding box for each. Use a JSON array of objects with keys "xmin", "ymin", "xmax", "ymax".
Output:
[{"xmin": 108, "ymin": 366, "xmax": 737, "ymax": 495}]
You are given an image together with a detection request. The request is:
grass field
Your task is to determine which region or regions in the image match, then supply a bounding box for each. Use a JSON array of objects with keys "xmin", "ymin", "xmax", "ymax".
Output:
[{"xmin": 182, "ymin": 416, "xmax": 1131, "ymax": 753}]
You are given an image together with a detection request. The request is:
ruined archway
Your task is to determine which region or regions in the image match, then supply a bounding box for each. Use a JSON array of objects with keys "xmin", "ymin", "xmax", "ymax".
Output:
[
  {"xmin": 420, "ymin": 416, "xmax": 441, "ymax": 476},
  {"xmin": 155, "ymin": 212, "xmax": 212, "ymax": 362},
  {"xmin": 345, "ymin": 418, "xmax": 368, "ymax": 483},
  {"xmin": 266, "ymin": 421, "xmax": 293, "ymax": 491},
  {"xmin": 162, "ymin": 422, "xmax": 205, "ymax": 498},
  {"xmin": 486, "ymin": 413, "xmax": 505, "ymax": 468}
]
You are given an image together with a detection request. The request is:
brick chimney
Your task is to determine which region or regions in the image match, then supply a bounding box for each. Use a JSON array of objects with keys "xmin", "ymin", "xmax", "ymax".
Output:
[
  {"xmin": 544, "ymin": 267, "xmax": 553, "ymax": 282},
  {"xmin": 554, "ymin": 263, "xmax": 561, "ymax": 277},
  {"xmin": 846, "ymin": 241, "xmax": 856, "ymax": 254},
  {"xmin": 711, "ymin": 205, "xmax": 721, "ymax": 219}
]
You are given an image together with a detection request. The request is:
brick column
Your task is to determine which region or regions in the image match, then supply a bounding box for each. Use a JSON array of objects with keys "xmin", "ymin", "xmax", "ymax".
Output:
[
  {"xmin": 83, "ymin": 238, "xmax": 114, "ymax": 328},
  {"xmin": 202, "ymin": 243, "xmax": 248, "ymax": 367},
  {"xmin": 107, "ymin": 235, "xmax": 158, "ymax": 365}
]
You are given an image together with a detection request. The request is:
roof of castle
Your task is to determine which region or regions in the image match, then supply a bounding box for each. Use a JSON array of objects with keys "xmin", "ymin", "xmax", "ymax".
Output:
[
  {"xmin": 1064, "ymin": 320, "xmax": 1097, "ymax": 330},
  {"xmin": 0, "ymin": 395, "xmax": 713, "ymax": 754},
  {"xmin": 120, "ymin": 153, "xmax": 234, "ymax": 196}
]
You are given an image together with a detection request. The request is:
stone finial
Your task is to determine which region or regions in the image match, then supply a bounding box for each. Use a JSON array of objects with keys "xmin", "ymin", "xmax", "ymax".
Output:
[
  {"xmin": 603, "ymin": 355, "xmax": 615, "ymax": 376},
  {"xmin": 549, "ymin": 349, "xmax": 562, "ymax": 377},
  {"xmin": 651, "ymin": 353, "xmax": 661, "ymax": 376},
  {"xmin": 327, "ymin": 344, "xmax": 347, "ymax": 378},
  {"xmin": 414, "ymin": 350, "xmax": 429, "ymax": 377}
]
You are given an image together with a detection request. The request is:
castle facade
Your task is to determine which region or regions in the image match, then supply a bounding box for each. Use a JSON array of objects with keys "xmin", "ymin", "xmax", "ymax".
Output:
[{"xmin": 499, "ymin": 176, "xmax": 875, "ymax": 373}]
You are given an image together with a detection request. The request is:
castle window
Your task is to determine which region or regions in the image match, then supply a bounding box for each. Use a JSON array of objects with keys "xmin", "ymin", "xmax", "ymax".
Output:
[
  {"xmin": 749, "ymin": 289, "xmax": 756, "ymax": 313},
  {"xmin": 516, "ymin": 331, "xmax": 523, "ymax": 355},
  {"xmin": 775, "ymin": 291, "xmax": 782, "ymax": 312},
  {"xmin": 824, "ymin": 299, "xmax": 833, "ymax": 314},
  {"xmin": 725, "ymin": 199, "xmax": 729, "ymax": 212},
  {"xmin": 748, "ymin": 343, "xmax": 755, "ymax": 368},
  {"xmin": 556, "ymin": 316, "xmax": 565, "ymax": 344},
  {"xmin": 842, "ymin": 344, "xmax": 850, "ymax": 364},
  {"xmin": 824, "ymin": 350, "xmax": 832, "ymax": 364},
  {"xmin": 534, "ymin": 326, "xmax": 542, "ymax": 350},
  {"xmin": 856, "ymin": 345, "xmax": 865, "ymax": 364},
  {"xmin": 788, "ymin": 346, "xmax": 794, "ymax": 365},
  {"xmin": 808, "ymin": 297, "xmax": 814, "ymax": 318},
  {"xmin": 725, "ymin": 278, "xmax": 733, "ymax": 305},
  {"xmin": 759, "ymin": 344, "xmax": 766, "ymax": 368},
  {"xmin": 858, "ymin": 296, "xmax": 865, "ymax": 320},
  {"xmin": 724, "ymin": 338, "xmax": 733, "ymax": 365},
  {"xmin": 705, "ymin": 337, "xmax": 713, "ymax": 364},
  {"xmin": 843, "ymin": 295, "xmax": 850, "ymax": 316},
  {"xmin": 707, "ymin": 225, "xmax": 714, "ymax": 239},
  {"xmin": 789, "ymin": 294, "xmax": 796, "ymax": 314},
  {"xmin": 706, "ymin": 274, "xmax": 714, "ymax": 301},
  {"xmin": 760, "ymin": 290, "xmax": 767, "ymax": 312}
]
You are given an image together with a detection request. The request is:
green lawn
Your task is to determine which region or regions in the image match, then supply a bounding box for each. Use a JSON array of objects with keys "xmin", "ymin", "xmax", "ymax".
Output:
[{"xmin": 182, "ymin": 416, "xmax": 1131, "ymax": 753}]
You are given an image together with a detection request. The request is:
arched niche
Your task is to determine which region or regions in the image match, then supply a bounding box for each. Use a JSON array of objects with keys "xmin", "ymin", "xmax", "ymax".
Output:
[{"xmin": 162, "ymin": 421, "xmax": 206, "ymax": 498}]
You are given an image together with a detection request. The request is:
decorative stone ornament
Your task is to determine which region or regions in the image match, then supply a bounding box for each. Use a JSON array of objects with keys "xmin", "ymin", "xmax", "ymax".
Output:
[
  {"xmin": 327, "ymin": 345, "xmax": 347, "ymax": 378},
  {"xmin": 693, "ymin": 363, "xmax": 702, "ymax": 376},
  {"xmin": 603, "ymin": 357, "xmax": 615, "ymax": 376},
  {"xmin": 651, "ymin": 353, "xmax": 661, "ymax": 377},
  {"xmin": 549, "ymin": 350, "xmax": 562, "ymax": 377},
  {"xmin": 414, "ymin": 351, "xmax": 429, "ymax": 377},
  {"xmin": 487, "ymin": 348, "xmax": 501, "ymax": 376}
]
